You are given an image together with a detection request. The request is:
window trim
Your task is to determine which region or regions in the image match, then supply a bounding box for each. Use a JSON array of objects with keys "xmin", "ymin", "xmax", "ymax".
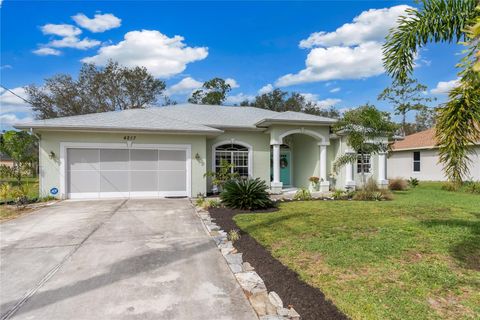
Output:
[
  {"xmin": 211, "ymin": 140, "xmax": 253, "ymax": 178},
  {"xmin": 413, "ymin": 151, "xmax": 421, "ymax": 172},
  {"xmin": 356, "ymin": 153, "xmax": 371, "ymax": 174}
]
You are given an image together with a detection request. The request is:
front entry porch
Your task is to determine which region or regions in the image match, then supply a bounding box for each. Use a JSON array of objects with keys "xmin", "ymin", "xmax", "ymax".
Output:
[{"xmin": 268, "ymin": 127, "xmax": 331, "ymax": 194}]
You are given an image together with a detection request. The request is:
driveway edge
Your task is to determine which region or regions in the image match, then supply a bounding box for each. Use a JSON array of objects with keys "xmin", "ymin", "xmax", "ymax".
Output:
[{"xmin": 190, "ymin": 201, "xmax": 300, "ymax": 320}]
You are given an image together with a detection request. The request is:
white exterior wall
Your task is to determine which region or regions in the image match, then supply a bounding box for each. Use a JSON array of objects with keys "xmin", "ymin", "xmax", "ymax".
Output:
[{"xmin": 388, "ymin": 146, "xmax": 480, "ymax": 181}]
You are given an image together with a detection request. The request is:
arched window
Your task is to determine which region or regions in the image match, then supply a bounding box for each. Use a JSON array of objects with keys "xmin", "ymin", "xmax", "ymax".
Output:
[{"xmin": 214, "ymin": 143, "xmax": 250, "ymax": 178}]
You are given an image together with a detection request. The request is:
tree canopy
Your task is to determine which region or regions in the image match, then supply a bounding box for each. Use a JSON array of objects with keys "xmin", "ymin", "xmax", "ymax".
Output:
[
  {"xmin": 188, "ymin": 78, "xmax": 231, "ymax": 105},
  {"xmin": 25, "ymin": 61, "xmax": 166, "ymax": 119},
  {"xmin": 0, "ymin": 131, "xmax": 38, "ymax": 183},
  {"xmin": 383, "ymin": 0, "xmax": 480, "ymax": 183}
]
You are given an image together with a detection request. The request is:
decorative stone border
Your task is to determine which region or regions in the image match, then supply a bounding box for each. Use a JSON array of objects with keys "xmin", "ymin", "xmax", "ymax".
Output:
[{"xmin": 193, "ymin": 203, "xmax": 301, "ymax": 320}]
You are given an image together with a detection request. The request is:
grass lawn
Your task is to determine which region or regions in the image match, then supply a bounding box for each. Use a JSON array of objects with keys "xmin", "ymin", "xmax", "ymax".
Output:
[
  {"xmin": 1, "ymin": 177, "xmax": 39, "ymax": 221},
  {"xmin": 234, "ymin": 183, "xmax": 480, "ymax": 320}
]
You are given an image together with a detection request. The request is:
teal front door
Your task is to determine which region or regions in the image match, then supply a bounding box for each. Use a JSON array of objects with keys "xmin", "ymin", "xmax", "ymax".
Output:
[
  {"xmin": 271, "ymin": 150, "xmax": 291, "ymax": 186},
  {"xmin": 280, "ymin": 151, "xmax": 291, "ymax": 186}
]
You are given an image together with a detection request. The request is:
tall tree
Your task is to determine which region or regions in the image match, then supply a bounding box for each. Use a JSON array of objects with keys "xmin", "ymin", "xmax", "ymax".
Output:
[
  {"xmin": 0, "ymin": 131, "xmax": 38, "ymax": 183},
  {"xmin": 244, "ymin": 89, "xmax": 341, "ymax": 118},
  {"xmin": 415, "ymin": 107, "xmax": 436, "ymax": 131},
  {"xmin": 333, "ymin": 104, "xmax": 397, "ymax": 186},
  {"xmin": 25, "ymin": 61, "xmax": 166, "ymax": 119},
  {"xmin": 377, "ymin": 78, "xmax": 434, "ymax": 134},
  {"xmin": 383, "ymin": 0, "xmax": 480, "ymax": 183},
  {"xmin": 188, "ymin": 78, "xmax": 231, "ymax": 105}
]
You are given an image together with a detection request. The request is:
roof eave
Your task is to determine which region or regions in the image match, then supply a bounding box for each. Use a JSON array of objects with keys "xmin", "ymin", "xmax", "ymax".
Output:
[{"xmin": 255, "ymin": 119, "xmax": 335, "ymax": 127}]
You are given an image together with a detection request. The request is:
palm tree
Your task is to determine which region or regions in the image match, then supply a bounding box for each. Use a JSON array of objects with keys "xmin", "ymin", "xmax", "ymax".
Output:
[{"xmin": 383, "ymin": 0, "xmax": 480, "ymax": 183}]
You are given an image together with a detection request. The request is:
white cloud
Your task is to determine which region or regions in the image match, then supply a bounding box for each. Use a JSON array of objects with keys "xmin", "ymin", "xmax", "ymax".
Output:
[
  {"xmin": 431, "ymin": 79, "xmax": 459, "ymax": 95},
  {"xmin": 41, "ymin": 24, "xmax": 82, "ymax": 37},
  {"xmin": 279, "ymin": 5, "xmax": 412, "ymax": 86},
  {"xmin": 301, "ymin": 93, "xmax": 341, "ymax": 109},
  {"xmin": 277, "ymin": 41, "xmax": 384, "ymax": 86},
  {"xmin": 258, "ymin": 84, "xmax": 274, "ymax": 95},
  {"xmin": 72, "ymin": 13, "xmax": 121, "ymax": 33},
  {"xmin": 225, "ymin": 78, "xmax": 239, "ymax": 89},
  {"xmin": 48, "ymin": 36, "xmax": 101, "ymax": 50},
  {"xmin": 329, "ymin": 87, "xmax": 341, "ymax": 93},
  {"xmin": 33, "ymin": 47, "xmax": 62, "ymax": 56},
  {"xmin": 1, "ymin": 64, "xmax": 12, "ymax": 70},
  {"xmin": 82, "ymin": 30, "xmax": 208, "ymax": 78},
  {"xmin": 299, "ymin": 5, "xmax": 411, "ymax": 48},
  {"xmin": 225, "ymin": 93, "xmax": 254, "ymax": 105},
  {"xmin": 166, "ymin": 77, "xmax": 203, "ymax": 95},
  {"xmin": 0, "ymin": 87, "xmax": 33, "ymax": 128}
]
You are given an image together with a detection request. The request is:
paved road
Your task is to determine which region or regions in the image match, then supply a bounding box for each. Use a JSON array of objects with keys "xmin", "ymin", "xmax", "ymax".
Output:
[{"xmin": 0, "ymin": 199, "xmax": 257, "ymax": 320}]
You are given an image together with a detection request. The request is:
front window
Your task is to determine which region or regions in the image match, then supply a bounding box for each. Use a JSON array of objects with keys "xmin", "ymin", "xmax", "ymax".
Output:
[
  {"xmin": 215, "ymin": 144, "xmax": 249, "ymax": 178},
  {"xmin": 413, "ymin": 151, "xmax": 421, "ymax": 172},
  {"xmin": 357, "ymin": 153, "xmax": 371, "ymax": 173}
]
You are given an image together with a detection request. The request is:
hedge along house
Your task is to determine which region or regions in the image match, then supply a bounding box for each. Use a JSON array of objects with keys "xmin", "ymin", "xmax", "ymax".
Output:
[{"xmin": 15, "ymin": 104, "xmax": 389, "ymax": 199}]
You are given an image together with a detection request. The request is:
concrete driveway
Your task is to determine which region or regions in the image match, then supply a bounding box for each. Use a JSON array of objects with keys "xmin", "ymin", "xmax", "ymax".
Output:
[{"xmin": 0, "ymin": 199, "xmax": 257, "ymax": 320}]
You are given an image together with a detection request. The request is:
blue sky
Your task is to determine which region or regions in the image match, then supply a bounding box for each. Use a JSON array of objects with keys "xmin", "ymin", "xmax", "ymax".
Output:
[{"xmin": 0, "ymin": 1, "xmax": 462, "ymax": 129}]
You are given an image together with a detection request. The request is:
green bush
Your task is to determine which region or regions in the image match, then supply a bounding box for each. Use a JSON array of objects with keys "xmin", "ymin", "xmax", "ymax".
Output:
[
  {"xmin": 0, "ymin": 183, "xmax": 12, "ymax": 202},
  {"xmin": 441, "ymin": 182, "xmax": 460, "ymax": 192},
  {"xmin": 408, "ymin": 177, "xmax": 419, "ymax": 188},
  {"xmin": 10, "ymin": 184, "xmax": 31, "ymax": 207},
  {"xmin": 220, "ymin": 178, "xmax": 273, "ymax": 210},
  {"xmin": 294, "ymin": 188, "xmax": 312, "ymax": 201},
  {"xmin": 353, "ymin": 178, "xmax": 393, "ymax": 201},
  {"xmin": 464, "ymin": 180, "xmax": 480, "ymax": 194},
  {"xmin": 388, "ymin": 178, "xmax": 408, "ymax": 191}
]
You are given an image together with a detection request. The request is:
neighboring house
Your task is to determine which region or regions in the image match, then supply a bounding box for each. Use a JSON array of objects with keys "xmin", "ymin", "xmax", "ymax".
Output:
[
  {"xmin": 388, "ymin": 128, "xmax": 480, "ymax": 181},
  {"xmin": 15, "ymin": 104, "xmax": 388, "ymax": 199},
  {"xmin": 0, "ymin": 151, "xmax": 14, "ymax": 168}
]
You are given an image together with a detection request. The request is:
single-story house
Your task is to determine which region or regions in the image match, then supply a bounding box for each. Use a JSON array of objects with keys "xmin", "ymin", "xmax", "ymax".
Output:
[
  {"xmin": 0, "ymin": 151, "xmax": 14, "ymax": 168},
  {"xmin": 388, "ymin": 128, "xmax": 480, "ymax": 181},
  {"xmin": 15, "ymin": 104, "xmax": 388, "ymax": 199}
]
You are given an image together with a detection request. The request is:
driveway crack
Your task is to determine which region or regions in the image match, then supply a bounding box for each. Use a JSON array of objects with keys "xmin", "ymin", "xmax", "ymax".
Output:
[{"xmin": 0, "ymin": 199, "xmax": 128, "ymax": 320}]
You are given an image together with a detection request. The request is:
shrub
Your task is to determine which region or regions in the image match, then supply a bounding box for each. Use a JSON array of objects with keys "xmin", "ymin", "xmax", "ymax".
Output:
[
  {"xmin": 464, "ymin": 181, "xmax": 480, "ymax": 194},
  {"xmin": 408, "ymin": 177, "xmax": 419, "ymax": 188},
  {"xmin": 293, "ymin": 188, "xmax": 312, "ymax": 201},
  {"xmin": 195, "ymin": 196, "xmax": 205, "ymax": 207},
  {"xmin": 10, "ymin": 184, "xmax": 31, "ymax": 207},
  {"xmin": 308, "ymin": 176, "xmax": 320, "ymax": 184},
  {"xmin": 228, "ymin": 229, "xmax": 241, "ymax": 243},
  {"xmin": 363, "ymin": 177, "xmax": 380, "ymax": 192},
  {"xmin": 441, "ymin": 182, "xmax": 460, "ymax": 192},
  {"xmin": 353, "ymin": 189, "xmax": 393, "ymax": 201},
  {"xmin": 331, "ymin": 189, "xmax": 345, "ymax": 200},
  {"xmin": 201, "ymin": 198, "xmax": 221, "ymax": 209},
  {"xmin": 220, "ymin": 178, "xmax": 273, "ymax": 210},
  {"xmin": 0, "ymin": 183, "xmax": 12, "ymax": 202},
  {"xmin": 388, "ymin": 178, "xmax": 408, "ymax": 191}
]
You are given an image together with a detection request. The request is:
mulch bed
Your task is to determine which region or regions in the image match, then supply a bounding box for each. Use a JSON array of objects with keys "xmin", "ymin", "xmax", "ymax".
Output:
[{"xmin": 209, "ymin": 207, "xmax": 348, "ymax": 320}]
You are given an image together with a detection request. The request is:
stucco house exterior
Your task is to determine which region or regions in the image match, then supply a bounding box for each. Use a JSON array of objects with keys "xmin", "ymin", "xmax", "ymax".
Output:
[
  {"xmin": 15, "ymin": 104, "xmax": 388, "ymax": 199},
  {"xmin": 388, "ymin": 128, "xmax": 480, "ymax": 181}
]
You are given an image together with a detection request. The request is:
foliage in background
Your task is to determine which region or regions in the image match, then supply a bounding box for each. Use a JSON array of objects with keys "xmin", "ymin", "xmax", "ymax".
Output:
[
  {"xmin": 383, "ymin": 0, "xmax": 480, "ymax": 183},
  {"xmin": 408, "ymin": 177, "xmax": 420, "ymax": 188},
  {"xmin": 333, "ymin": 104, "xmax": 397, "ymax": 186},
  {"xmin": 388, "ymin": 178, "xmax": 408, "ymax": 191},
  {"xmin": 241, "ymin": 88, "xmax": 341, "ymax": 118},
  {"xmin": 204, "ymin": 159, "xmax": 239, "ymax": 190},
  {"xmin": 188, "ymin": 78, "xmax": 232, "ymax": 105},
  {"xmin": 220, "ymin": 178, "xmax": 273, "ymax": 210},
  {"xmin": 26, "ymin": 61, "xmax": 166, "ymax": 119},
  {"xmin": 0, "ymin": 131, "xmax": 38, "ymax": 183},
  {"xmin": 378, "ymin": 78, "xmax": 434, "ymax": 135},
  {"xmin": 293, "ymin": 188, "xmax": 312, "ymax": 201}
]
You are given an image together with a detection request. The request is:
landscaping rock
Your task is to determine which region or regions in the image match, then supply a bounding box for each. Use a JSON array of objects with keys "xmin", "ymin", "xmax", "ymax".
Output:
[
  {"xmin": 228, "ymin": 263, "xmax": 243, "ymax": 274},
  {"xmin": 242, "ymin": 261, "xmax": 255, "ymax": 271},
  {"xmin": 287, "ymin": 307, "xmax": 300, "ymax": 320},
  {"xmin": 248, "ymin": 291, "xmax": 277, "ymax": 316},
  {"xmin": 221, "ymin": 246, "xmax": 237, "ymax": 256},
  {"xmin": 259, "ymin": 316, "xmax": 287, "ymax": 320},
  {"xmin": 235, "ymin": 271, "xmax": 267, "ymax": 295},
  {"xmin": 225, "ymin": 253, "xmax": 243, "ymax": 265},
  {"xmin": 277, "ymin": 308, "xmax": 290, "ymax": 317},
  {"xmin": 268, "ymin": 291, "xmax": 283, "ymax": 309}
]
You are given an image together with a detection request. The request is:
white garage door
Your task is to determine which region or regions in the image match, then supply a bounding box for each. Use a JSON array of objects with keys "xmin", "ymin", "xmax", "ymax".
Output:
[{"xmin": 66, "ymin": 147, "xmax": 189, "ymax": 199}]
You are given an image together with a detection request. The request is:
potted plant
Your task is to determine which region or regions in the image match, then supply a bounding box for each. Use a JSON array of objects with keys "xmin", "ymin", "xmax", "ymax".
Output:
[
  {"xmin": 204, "ymin": 159, "xmax": 240, "ymax": 194},
  {"xmin": 308, "ymin": 176, "xmax": 320, "ymax": 192}
]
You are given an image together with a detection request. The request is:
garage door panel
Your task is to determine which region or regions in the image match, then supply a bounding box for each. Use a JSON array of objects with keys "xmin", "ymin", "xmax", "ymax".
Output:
[
  {"xmin": 69, "ymin": 171, "xmax": 100, "ymax": 193},
  {"xmin": 67, "ymin": 147, "xmax": 188, "ymax": 198},
  {"xmin": 159, "ymin": 150, "xmax": 186, "ymax": 170},
  {"xmin": 158, "ymin": 171, "xmax": 186, "ymax": 192},
  {"xmin": 130, "ymin": 149, "xmax": 158, "ymax": 170},
  {"xmin": 130, "ymin": 171, "xmax": 158, "ymax": 192},
  {"xmin": 68, "ymin": 149, "xmax": 99, "ymax": 170},
  {"xmin": 100, "ymin": 149, "xmax": 129, "ymax": 170}
]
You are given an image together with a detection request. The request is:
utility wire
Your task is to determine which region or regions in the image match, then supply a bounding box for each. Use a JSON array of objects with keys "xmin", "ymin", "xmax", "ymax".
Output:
[{"xmin": 0, "ymin": 84, "xmax": 32, "ymax": 105}]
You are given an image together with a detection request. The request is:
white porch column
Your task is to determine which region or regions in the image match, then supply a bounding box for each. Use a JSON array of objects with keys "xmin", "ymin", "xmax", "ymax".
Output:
[
  {"xmin": 271, "ymin": 144, "xmax": 283, "ymax": 193},
  {"xmin": 345, "ymin": 151, "xmax": 356, "ymax": 189},
  {"xmin": 319, "ymin": 143, "xmax": 330, "ymax": 192},
  {"xmin": 378, "ymin": 152, "xmax": 388, "ymax": 188}
]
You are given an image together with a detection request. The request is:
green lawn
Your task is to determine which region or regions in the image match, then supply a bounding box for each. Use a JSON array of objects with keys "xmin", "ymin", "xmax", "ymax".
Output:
[{"xmin": 234, "ymin": 183, "xmax": 480, "ymax": 320}]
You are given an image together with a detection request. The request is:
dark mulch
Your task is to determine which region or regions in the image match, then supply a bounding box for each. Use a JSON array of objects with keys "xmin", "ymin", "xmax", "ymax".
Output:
[{"xmin": 209, "ymin": 207, "xmax": 348, "ymax": 320}]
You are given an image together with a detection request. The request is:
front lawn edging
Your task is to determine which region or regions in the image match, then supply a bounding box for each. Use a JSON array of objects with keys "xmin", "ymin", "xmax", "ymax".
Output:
[{"xmin": 192, "ymin": 202, "xmax": 301, "ymax": 320}]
